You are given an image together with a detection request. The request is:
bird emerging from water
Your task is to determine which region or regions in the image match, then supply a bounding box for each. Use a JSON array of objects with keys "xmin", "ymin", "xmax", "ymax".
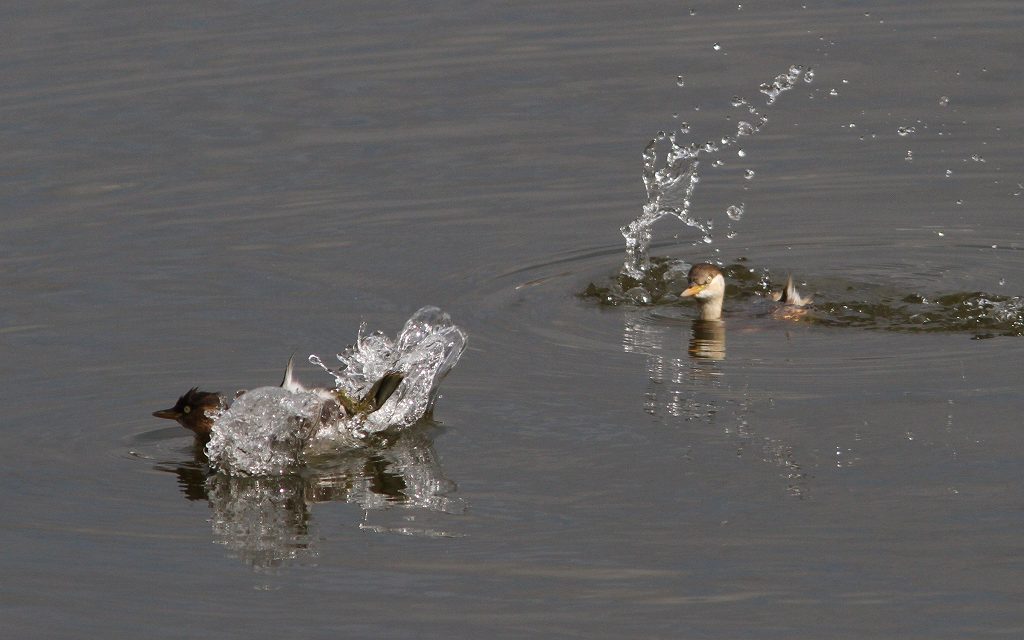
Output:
[
  {"xmin": 153, "ymin": 357, "xmax": 404, "ymax": 441},
  {"xmin": 680, "ymin": 262, "xmax": 811, "ymax": 321}
]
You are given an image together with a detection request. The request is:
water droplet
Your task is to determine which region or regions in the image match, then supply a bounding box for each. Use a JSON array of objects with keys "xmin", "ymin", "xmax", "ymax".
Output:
[
  {"xmin": 945, "ymin": 169, "xmax": 953, "ymax": 178},
  {"xmin": 736, "ymin": 121, "xmax": 755, "ymax": 136},
  {"xmin": 829, "ymin": 88, "xmax": 838, "ymax": 96},
  {"xmin": 712, "ymin": 159, "xmax": 725, "ymax": 167},
  {"xmin": 897, "ymin": 126, "xmax": 916, "ymax": 136},
  {"xmin": 955, "ymin": 199, "xmax": 963, "ymax": 205},
  {"xmin": 676, "ymin": 75, "xmax": 685, "ymax": 87},
  {"xmin": 939, "ymin": 95, "xmax": 950, "ymax": 106},
  {"xmin": 848, "ymin": 123, "xmax": 857, "ymax": 128},
  {"xmin": 905, "ymin": 150, "xmax": 913, "ymax": 161},
  {"xmin": 970, "ymin": 154, "xmax": 985, "ymax": 162},
  {"xmin": 744, "ymin": 169, "xmax": 755, "ymax": 180},
  {"xmin": 999, "ymin": 278, "xmax": 1006, "ymax": 286},
  {"xmin": 737, "ymin": 149, "xmax": 746, "ymax": 157},
  {"xmin": 701, "ymin": 235, "xmax": 713, "ymax": 244},
  {"xmin": 730, "ymin": 96, "xmax": 745, "ymax": 107},
  {"xmin": 726, "ymin": 204, "xmax": 745, "ymax": 221},
  {"xmin": 712, "ymin": 42, "xmax": 722, "ymax": 51},
  {"xmin": 689, "ymin": 8, "xmax": 696, "ymax": 15},
  {"xmin": 936, "ymin": 231, "xmax": 945, "ymax": 237}
]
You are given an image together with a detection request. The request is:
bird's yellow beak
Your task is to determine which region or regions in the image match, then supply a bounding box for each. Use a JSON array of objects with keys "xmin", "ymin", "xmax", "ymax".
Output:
[{"xmin": 681, "ymin": 283, "xmax": 705, "ymax": 297}]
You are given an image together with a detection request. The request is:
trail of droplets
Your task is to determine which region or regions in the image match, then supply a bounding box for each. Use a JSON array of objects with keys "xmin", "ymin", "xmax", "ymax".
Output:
[{"xmin": 621, "ymin": 65, "xmax": 811, "ymax": 278}]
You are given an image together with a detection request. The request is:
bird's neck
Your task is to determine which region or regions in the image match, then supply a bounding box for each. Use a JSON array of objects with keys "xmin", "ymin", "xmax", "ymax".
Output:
[{"xmin": 698, "ymin": 297, "xmax": 723, "ymax": 321}]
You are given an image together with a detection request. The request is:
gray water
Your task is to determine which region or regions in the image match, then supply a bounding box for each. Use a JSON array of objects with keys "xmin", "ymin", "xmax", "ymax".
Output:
[{"xmin": 3, "ymin": 1, "xmax": 1024, "ymax": 638}]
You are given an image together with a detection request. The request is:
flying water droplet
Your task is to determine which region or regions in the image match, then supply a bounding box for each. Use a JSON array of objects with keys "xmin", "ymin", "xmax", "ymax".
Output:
[
  {"xmin": 726, "ymin": 204, "xmax": 745, "ymax": 220},
  {"xmin": 712, "ymin": 42, "xmax": 722, "ymax": 51},
  {"xmin": 970, "ymin": 154, "xmax": 985, "ymax": 162},
  {"xmin": 939, "ymin": 95, "xmax": 950, "ymax": 107},
  {"xmin": 743, "ymin": 169, "xmax": 755, "ymax": 180},
  {"xmin": 905, "ymin": 150, "xmax": 914, "ymax": 161},
  {"xmin": 829, "ymin": 88, "xmax": 838, "ymax": 96},
  {"xmin": 897, "ymin": 126, "xmax": 916, "ymax": 136},
  {"xmin": 676, "ymin": 75, "xmax": 686, "ymax": 87},
  {"xmin": 737, "ymin": 149, "xmax": 746, "ymax": 157},
  {"xmin": 945, "ymin": 169, "xmax": 953, "ymax": 178}
]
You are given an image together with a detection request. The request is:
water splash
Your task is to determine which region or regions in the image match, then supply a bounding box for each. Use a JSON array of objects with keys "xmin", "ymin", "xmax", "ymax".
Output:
[
  {"xmin": 312, "ymin": 306, "xmax": 468, "ymax": 437},
  {"xmin": 205, "ymin": 307, "xmax": 467, "ymax": 475},
  {"xmin": 620, "ymin": 65, "xmax": 810, "ymax": 279}
]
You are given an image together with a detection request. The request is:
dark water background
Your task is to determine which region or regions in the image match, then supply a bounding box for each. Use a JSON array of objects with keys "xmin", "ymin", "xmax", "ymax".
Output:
[{"xmin": 2, "ymin": 1, "xmax": 1023, "ymax": 638}]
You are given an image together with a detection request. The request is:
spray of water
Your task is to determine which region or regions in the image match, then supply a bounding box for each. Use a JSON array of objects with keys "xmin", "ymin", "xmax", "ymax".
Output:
[{"xmin": 620, "ymin": 65, "xmax": 811, "ymax": 279}]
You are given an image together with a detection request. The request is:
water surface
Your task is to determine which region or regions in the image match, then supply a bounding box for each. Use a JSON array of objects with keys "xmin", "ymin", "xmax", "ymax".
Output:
[{"xmin": 2, "ymin": 1, "xmax": 1023, "ymax": 638}]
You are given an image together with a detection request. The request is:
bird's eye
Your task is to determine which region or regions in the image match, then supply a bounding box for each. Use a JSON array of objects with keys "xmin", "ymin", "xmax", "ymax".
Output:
[{"xmin": 183, "ymin": 406, "xmax": 191, "ymax": 414}]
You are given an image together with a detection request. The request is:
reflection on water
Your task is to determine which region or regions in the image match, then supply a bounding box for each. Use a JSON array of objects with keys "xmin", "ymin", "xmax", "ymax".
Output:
[
  {"xmin": 689, "ymin": 319, "xmax": 726, "ymax": 360},
  {"xmin": 156, "ymin": 423, "xmax": 464, "ymax": 568},
  {"xmin": 622, "ymin": 310, "xmax": 807, "ymax": 498}
]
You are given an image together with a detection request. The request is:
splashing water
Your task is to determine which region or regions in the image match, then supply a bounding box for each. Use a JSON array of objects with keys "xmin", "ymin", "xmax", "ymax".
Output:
[
  {"xmin": 311, "ymin": 306, "xmax": 468, "ymax": 438},
  {"xmin": 620, "ymin": 65, "xmax": 810, "ymax": 279},
  {"xmin": 205, "ymin": 306, "xmax": 468, "ymax": 475}
]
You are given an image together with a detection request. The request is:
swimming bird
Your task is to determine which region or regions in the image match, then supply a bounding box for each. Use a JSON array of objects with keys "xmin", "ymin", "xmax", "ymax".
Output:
[
  {"xmin": 152, "ymin": 387, "xmax": 226, "ymax": 439},
  {"xmin": 680, "ymin": 262, "xmax": 811, "ymax": 320},
  {"xmin": 680, "ymin": 263, "xmax": 727, "ymax": 320},
  {"xmin": 153, "ymin": 357, "xmax": 405, "ymax": 440}
]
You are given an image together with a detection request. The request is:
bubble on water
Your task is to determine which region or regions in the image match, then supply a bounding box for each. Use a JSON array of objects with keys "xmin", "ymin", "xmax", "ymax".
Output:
[
  {"xmin": 897, "ymin": 126, "xmax": 916, "ymax": 136},
  {"xmin": 737, "ymin": 149, "xmax": 746, "ymax": 157},
  {"xmin": 689, "ymin": 8, "xmax": 696, "ymax": 15},
  {"xmin": 939, "ymin": 95, "xmax": 950, "ymax": 106},
  {"xmin": 726, "ymin": 204, "xmax": 745, "ymax": 221},
  {"xmin": 712, "ymin": 42, "xmax": 722, "ymax": 51},
  {"xmin": 743, "ymin": 169, "xmax": 755, "ymax": 180},
  {"xmin": 945, "ymin": 169, "xmax": 953, "ymax": 178},
  {"xmin": 676, "ymin": 75, "xmax": 685, "ymax": 87},
  {"xmin": 672, "ymin": 112, "xmax": 679, "ymax": 119},
  {"xmin": 955, "ymin": 199, "xmax": 963, "ymax": 205},
  {"xmin": 804, "ymin": 68, "xmax": 815, "ymax": 83},
  {"xmin": 999, "ymin": 278, "xmax": 1006, "ymax": 286},
  {"xmin": 905, "ymin": 150, "xmax": 914, "ymax": 161},
  {"xmin": 829, "ymin": 88, "xmax": 838, "ymax": 96}
]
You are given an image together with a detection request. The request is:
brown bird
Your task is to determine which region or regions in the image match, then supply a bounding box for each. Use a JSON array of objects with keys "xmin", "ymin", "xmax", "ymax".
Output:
[
  {"xmin": 153, "ymin": 356, "xmax": 405, "ymax": 440},
  {"xmin": 680, "ymin": 262, "xmax": 811, "ymax": 321},
  {"xmin": 152, "ymin": 387, "xmax": 226, "ymax": 439}
]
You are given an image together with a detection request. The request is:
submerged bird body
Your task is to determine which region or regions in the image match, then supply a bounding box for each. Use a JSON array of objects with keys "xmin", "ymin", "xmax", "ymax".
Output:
[
  {"xmin": 680, "ymin": 262, "xmax": 811, "ymax": 321},
  {"xmin": 154, "ymin": 357, "xmax": 405, "ymax": 440}
]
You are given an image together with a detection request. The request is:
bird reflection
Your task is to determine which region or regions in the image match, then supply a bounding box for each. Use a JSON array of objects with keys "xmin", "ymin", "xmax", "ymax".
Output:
[
  {"xmin": 622, "ymin": 309, "xmax": 808, "ymax": 498},
  {"xmin": 156, "ymin": 423, "xmax": 464, "ymax": 568},
  {"xmin": 689, "ymin": 319, "xmax": 726, "ymax": 360}
]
